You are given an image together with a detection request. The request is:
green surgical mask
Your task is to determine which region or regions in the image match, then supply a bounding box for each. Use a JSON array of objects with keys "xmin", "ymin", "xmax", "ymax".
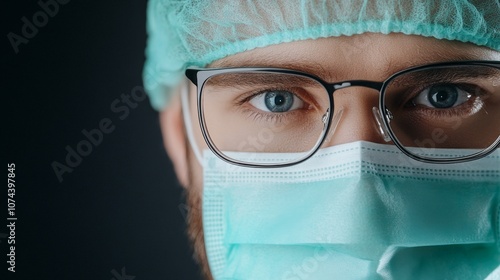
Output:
[{"xmin": 202, "ymin": 141, "xmax": 500, "ymax": 279}]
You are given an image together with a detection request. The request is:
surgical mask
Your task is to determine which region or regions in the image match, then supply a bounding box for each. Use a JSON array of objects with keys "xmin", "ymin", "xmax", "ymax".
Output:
[{"xmin": 202, "ymin": 141, "xmax": 500, "ymax": 279}]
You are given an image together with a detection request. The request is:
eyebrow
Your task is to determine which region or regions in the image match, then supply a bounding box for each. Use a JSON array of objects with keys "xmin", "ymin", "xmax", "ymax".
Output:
[
  {"xmin": 206, "ymin": 72, "xmax": 324, "ymax": 88},
  {"xmin": 207, "ymin": 63, "xmax": 498, "ymax": 88},
  {"xmin": 210, "ymin": 56, "xmax": 335, "ymax": 80},
  {"xmin": 390, "ymin": 66, "xmax": 499, "ymax": 88},
  {"xmin": 381, "ymin": 54, "xmax": 484, "ymax": 77},
  {"xmin": 210, "ymin": 53, "xmax": 486, "ymax": 82},
  {"xmin": 208, "ymin": 53, "xmax": 334, "ymax": 77}
]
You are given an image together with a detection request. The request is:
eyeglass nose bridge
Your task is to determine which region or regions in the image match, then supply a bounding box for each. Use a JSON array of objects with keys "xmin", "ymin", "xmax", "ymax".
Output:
[
  {"xmin": 325, "ymin": 80, "xmax": 383, "ymax": 92},
  {"xmin": 322, "ymin": 80, "xmax": 392, "ymax": 144}
]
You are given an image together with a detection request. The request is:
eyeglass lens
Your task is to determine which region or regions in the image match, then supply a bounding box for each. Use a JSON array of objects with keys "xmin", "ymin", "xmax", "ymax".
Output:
[
  {"xmin": 199, "ymin": 65, "xmax": 500, "ymax": 164},
  {"xmin": 384, "ymin": 65, "xmax": 500, "ymax": 159}
]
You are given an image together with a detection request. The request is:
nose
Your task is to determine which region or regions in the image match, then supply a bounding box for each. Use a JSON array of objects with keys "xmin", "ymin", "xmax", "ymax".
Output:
[{"xmin": 322, "ymin": 87, "xmax": 391, "ymax": 147}]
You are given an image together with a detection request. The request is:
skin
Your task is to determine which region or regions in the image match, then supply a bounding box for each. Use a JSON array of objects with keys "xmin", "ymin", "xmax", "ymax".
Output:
[{"xmin": 159, "ymin": 33, "xmax": 499, "ymax": 279}]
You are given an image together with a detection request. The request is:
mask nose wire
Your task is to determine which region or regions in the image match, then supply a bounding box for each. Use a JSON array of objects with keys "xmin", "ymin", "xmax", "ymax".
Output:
[{"xmin": 181, "ymin": 78, "xmax": 204, "ymax": 166}]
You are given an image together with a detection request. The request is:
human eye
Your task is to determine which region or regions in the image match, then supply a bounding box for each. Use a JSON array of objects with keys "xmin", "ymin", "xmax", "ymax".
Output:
[
  {"xmin": 385, "ymin": 66, "xmax": 499, "ymax": 117},
  {"xmin": 379, "ymin": 65, "xmax": 499, "ymax": 152},
  {"xmin": 225, "ymin": 73, "xmax": 326, "ymax": 122},
  {"xmin": 201, "ymin": 72, "xmax": 329, "ymax": 155},
  {"xmin": 248, "ymin": 90, "xmax": 305, "ymax": 113},
  {"xmin": 409, "ymin": 83, "xmax": 474, "ymax": 109}
]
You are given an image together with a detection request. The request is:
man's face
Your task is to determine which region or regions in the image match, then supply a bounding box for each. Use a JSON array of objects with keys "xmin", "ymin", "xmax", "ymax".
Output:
[{"xmin": 161, "ymin": 33, "xmax": 499, "ymax": 279}]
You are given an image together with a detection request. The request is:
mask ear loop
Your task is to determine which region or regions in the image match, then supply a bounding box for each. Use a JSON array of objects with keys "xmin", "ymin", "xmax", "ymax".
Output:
[{"xmin": 181, "ymin": 78, "xmax": 204, "ymax": 166}]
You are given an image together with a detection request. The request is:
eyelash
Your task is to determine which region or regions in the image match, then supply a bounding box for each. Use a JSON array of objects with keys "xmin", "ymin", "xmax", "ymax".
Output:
[
  {"xmin": 404, "ymin": 82, "xmax": 487, "ymax": 116},
  {"xmin": 403, "ymin": 82, "xmax": 483, "ymax": 103},
  {"xmin": 239, "ymin": 106, "xmax": 295, "ymax": 123}
]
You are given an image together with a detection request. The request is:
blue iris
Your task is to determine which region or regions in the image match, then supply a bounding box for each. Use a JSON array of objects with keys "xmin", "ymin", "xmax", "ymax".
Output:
[
  {"xmin": 427, "ymin": 85, "xmax": 459, "ymax": 108},
  {"xmin": 264, "ymin": 91, "xmax": 294, "ymax": 112}
]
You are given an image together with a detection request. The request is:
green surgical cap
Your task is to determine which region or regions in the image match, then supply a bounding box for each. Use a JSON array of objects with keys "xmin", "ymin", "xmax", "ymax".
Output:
[{"xmin": 143, "ymin": 0, "xmax": 500, "ymax": 110}]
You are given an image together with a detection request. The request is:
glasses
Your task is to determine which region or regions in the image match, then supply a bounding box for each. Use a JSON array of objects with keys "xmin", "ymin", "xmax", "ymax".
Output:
[{"xmin": 185, "ymin": 61, "xmax": 500, "ymax": 167}]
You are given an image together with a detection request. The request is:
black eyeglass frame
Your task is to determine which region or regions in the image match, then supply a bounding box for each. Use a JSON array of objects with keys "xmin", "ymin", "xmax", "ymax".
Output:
[{"xmin": 185, "ymin": 60, "xmax": 500, "ymax": 167}]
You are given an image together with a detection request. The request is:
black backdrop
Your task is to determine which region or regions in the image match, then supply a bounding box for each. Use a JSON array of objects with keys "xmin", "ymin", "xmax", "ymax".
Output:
[{"xmin": 4, "ymin": 1, "xmax": 200, "ymax": 279}]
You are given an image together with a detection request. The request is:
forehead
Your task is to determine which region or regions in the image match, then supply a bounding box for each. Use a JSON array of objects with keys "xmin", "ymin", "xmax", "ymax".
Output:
[{"xmin": 210, "ymin": 33, "xmax": 500, "ymax": 81}]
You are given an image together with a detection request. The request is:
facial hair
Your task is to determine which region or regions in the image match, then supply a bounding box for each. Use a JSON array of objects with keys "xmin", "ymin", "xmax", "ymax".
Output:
[{"xmin": 185, "ymin": 167, "xmax": 213, "ymax": 280}]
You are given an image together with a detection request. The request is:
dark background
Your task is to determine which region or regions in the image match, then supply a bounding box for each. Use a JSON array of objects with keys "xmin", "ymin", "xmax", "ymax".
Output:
[{"xmin": 4, "ymin": 1, "xmax": 200, "ymax": 279}]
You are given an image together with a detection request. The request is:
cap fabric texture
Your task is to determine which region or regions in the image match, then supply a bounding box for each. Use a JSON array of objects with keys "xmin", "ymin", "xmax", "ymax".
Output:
[{"xmin": 143, "ymin": 0, "xmax": 500, "ymax": 110}]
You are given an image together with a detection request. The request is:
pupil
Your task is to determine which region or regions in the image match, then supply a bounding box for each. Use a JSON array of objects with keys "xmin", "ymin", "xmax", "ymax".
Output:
[
  {"xmin": 428, "ymin": 85, "xmax": 458, "ymax": 108},
  {"xmin": 275, "ymin": 95, "xmax": 285, "ymax": 106},
  {"xmin": 265, "ymin": 91, "xmax": 293, "ymax": 112}
]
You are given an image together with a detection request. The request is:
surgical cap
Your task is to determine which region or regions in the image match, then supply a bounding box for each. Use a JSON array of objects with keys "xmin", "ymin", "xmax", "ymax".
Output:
[{"xmin": 143, "ymin": 0, "xmax": 500, "ymax": 110}]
